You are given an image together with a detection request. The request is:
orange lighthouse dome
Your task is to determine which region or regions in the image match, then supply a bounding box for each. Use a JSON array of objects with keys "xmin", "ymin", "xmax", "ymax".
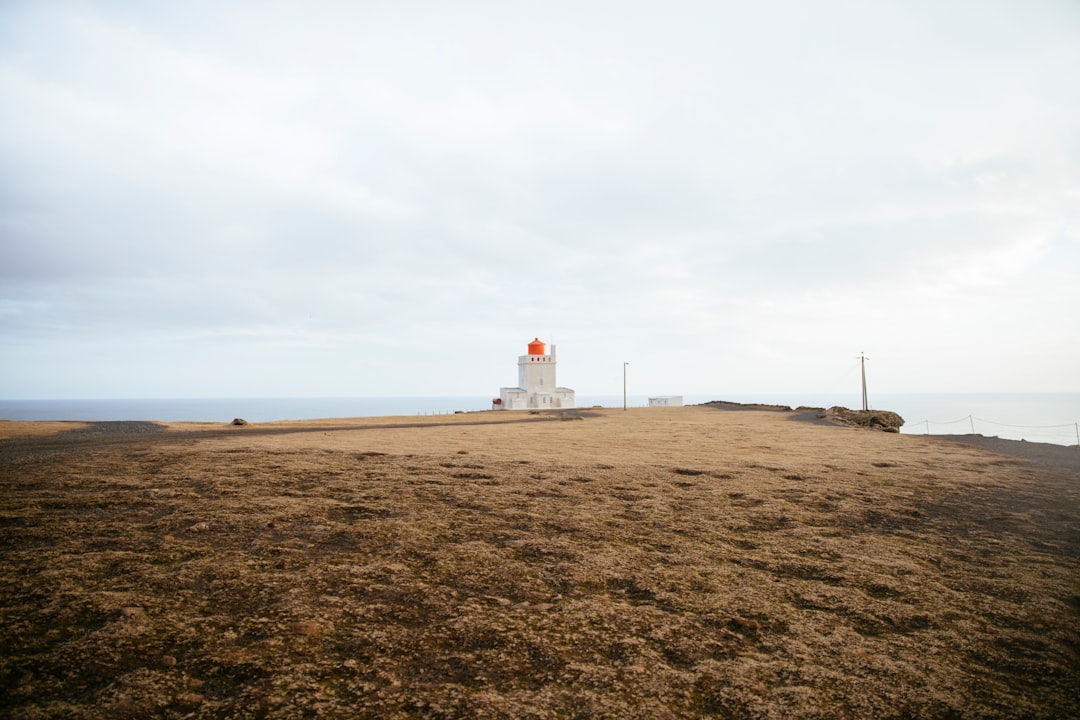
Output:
[{"xmin": 527, "ymin": 338, "xmax": 546, "ymax": 356}]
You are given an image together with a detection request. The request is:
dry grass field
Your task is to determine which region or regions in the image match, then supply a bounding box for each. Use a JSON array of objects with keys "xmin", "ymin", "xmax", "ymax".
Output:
[{"xmin": 1, "ymin": 406, "xmax": 1078, "ymax": 719}]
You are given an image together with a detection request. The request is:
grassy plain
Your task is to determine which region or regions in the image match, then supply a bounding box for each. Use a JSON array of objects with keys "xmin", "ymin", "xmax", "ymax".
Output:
[{"xmin": 1, "ymin": 406, "xmax": 1078, "ymax": 718}]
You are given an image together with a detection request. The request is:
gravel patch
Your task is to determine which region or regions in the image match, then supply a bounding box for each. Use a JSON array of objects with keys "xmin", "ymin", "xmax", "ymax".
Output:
[
  {"xmin": 934, "ymin": 434, "xmax": 1080, "ymax": 475},
  {"xmin": 58, "ymin": 421, "xmax": 171, "ymax": 438}
]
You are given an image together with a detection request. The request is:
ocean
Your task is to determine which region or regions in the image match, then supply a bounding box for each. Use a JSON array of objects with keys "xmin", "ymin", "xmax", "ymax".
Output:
[{"xmin": 1, "ymin": 393, "xmax": 1078, "ymax": 447}]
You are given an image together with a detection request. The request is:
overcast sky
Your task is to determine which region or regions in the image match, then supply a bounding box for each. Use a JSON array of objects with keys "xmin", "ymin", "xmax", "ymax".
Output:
[{"xmin": 2, "ymin": 1, "xmax": 1078, "ymax": 400}]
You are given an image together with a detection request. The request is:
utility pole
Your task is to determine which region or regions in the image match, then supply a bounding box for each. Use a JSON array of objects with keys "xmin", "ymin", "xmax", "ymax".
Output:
[
  {"xmin": 623, "ymin": 362, "xmax": 629, "ymax": 410},
  {"xmin": 859, "ymin": 352, "xmax": 869, "ymax": 411}
]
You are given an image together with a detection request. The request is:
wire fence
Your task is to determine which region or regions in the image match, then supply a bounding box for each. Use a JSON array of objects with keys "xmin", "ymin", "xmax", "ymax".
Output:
[{"xmin": 906, "ymin": 415, "xmax": 1080, "ymax": 446}]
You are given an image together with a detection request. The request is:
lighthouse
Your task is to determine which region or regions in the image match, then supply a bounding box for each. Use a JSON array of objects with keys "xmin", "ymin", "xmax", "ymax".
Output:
[{"xmin": 494, "ymin": 338, "xmax": 575, "ymax": 410}]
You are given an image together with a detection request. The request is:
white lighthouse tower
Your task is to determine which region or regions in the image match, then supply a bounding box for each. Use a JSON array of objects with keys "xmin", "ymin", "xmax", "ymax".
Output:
[{"xmin": 494, "ymin": 338, "xmax": 575, "ymax": 410}]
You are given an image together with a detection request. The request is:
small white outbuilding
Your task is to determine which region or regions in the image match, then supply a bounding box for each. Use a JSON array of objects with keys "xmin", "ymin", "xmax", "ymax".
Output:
[{"xmin": 648, "ymin": 396, "xmax": 683, "ymax": 407}]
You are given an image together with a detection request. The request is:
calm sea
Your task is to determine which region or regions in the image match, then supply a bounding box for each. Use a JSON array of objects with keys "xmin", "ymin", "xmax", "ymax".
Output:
[{"xmin": 1, "ymin": 393, "xmax": 1078, "ymax": 446}]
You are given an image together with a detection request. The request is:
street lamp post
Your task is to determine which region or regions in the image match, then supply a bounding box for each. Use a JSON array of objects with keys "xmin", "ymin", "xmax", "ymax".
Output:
[
  {"xmin": 623, "ymin": 362, "xmax": 629, "ymax": 410},
  {"xmin": 859, "ymin": 352, "xmax": 869, "ymax": 411}
]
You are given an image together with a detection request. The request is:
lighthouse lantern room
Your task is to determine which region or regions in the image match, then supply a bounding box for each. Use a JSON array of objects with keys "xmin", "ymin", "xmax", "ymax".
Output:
[{"xmin": 495, "ymin": 338, "xmax": 575, "ymax": 410}]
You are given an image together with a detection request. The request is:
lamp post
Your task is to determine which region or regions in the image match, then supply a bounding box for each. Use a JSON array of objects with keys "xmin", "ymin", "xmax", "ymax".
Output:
[
  {"xmin": 623, "ymin": 362, "xmax": 629, "ymax": 410},
  {"xmin": 859, "ymin": 352, "xmax": 869, "ymax": 411}
]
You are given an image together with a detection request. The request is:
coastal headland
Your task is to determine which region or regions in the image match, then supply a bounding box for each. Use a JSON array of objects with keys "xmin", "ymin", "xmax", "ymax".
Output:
[{"xmin": 1, "ymin": 405, "xmax": 1077, "ymax": 718}]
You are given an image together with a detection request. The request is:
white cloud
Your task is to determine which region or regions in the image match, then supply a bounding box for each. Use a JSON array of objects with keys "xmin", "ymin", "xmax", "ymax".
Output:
[{"xmin": 1, "ymin": 0, "xmax": 1078, "ymax": 397}]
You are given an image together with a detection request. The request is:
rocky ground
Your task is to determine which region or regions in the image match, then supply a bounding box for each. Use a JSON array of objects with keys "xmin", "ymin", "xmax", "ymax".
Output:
[{"xmin": 1, "ymin": 407, "xmax": 1077, "ymax": 719}]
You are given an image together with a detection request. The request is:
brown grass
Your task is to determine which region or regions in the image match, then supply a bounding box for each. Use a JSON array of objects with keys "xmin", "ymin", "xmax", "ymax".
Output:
[
  {"xmin": 0, "ymin": 420, "xmax": 89, "ymax": 439},
  {"xmin": 1, "ymin": 406, "xmax": 1078, "ymax": 719}
]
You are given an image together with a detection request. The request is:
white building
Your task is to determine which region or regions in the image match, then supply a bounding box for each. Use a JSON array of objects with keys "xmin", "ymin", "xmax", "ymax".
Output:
[
  {"xmin": 649, "ymin": 396, "xmax": 684, "ymax": 407},
  {"xmin": 494, "ymin": 338, "xmax": 575, "ymax": 410}
]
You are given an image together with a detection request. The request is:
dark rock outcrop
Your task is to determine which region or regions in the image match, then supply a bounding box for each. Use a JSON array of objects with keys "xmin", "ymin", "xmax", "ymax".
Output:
[{"xmin": 820, "ymin": 407, "xmax": 904, "ymax": 433}]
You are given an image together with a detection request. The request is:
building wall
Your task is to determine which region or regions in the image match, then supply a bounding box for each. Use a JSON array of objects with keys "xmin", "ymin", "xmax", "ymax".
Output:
[
  {"xmin": 498, "ymin": 387, "xmax": 575, "ymax": 409},
  {"xmin": 518, "ymin": 354, "xmax": 557, "ymax": 393},
  {"xmin": 499, "ymin": 390, "xmax": 528, "ymax": 410}
]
